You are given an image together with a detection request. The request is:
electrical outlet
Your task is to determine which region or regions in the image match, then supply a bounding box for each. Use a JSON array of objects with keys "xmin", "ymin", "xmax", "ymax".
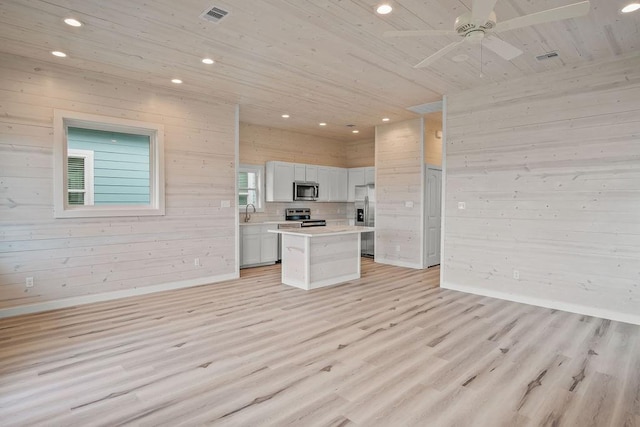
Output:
[
  {"xmin": 221, "ymin": 200, "xmax": 231, "ymax": 208},
  {"xmin": 396, "ymin": 245, "xmax": 401, "ymax": 252},
  {"xmin": 513, "ymin": 270, "xmax": 520, "ymax": 280},
  {"xmin": 458, "ymin": 202, "xmax": 466, "ymax": 210},
  {"xmin": 25, "ymin": 277, "xmax": 34, "ymax": 288},
  {"xmin": 194, "ymin": 258, "xmax": 201, "ymax": 267}
]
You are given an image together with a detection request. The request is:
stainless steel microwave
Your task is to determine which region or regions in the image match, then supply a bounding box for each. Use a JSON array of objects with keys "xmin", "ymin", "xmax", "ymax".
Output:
[{"xmin": 293, "ymin": 181, "xmax": 319, "ymax": 201}]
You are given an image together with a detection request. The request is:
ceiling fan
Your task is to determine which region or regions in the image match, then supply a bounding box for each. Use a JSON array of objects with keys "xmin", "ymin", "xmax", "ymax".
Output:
[{"xmin": 383, "ymin": 0, "xmax": 591, "ymax": 68}]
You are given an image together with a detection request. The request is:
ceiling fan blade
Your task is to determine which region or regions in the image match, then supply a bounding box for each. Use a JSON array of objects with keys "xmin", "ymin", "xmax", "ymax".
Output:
[
  {"xmin": 483, "ymin": 35, "xmax": 523, "ymax": 60},
  {"xmin": 414, "ymin": 40, "xmax": 465, "ymax": 68},
  {"xmin": 384, "ymin": 29, "xmax": 458, "ymax": 38},
  {"xmin": 495, "ymin": 1, "xmax": 591, "ymax": 32},
  {"xmin": 472, "ymin": 0, "xmax": 498, "ymax": 25}
]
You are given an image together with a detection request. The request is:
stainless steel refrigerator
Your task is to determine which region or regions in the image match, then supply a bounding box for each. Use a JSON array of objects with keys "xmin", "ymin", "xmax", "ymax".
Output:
[{"xmin": 355, "ymin": 184, "xmax": 375, "ymax": 257}]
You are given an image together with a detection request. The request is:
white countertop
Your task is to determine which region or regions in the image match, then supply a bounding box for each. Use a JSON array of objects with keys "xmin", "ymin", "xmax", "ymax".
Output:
[
  {"xmin": 269, "ymin": 226, "xmax": 374, "ymax": 237},
  {"xmin": 240, "ymin": 219, "xmax": 349, "ymax": 226},
  {"xmin": 239, "ymin": 220, "xmax": 293, "ymax": 226}
]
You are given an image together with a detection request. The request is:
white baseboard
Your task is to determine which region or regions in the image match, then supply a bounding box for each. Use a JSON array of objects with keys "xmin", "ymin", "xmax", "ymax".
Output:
[
  {"xmin": 0, "ymin": 272, "xmax": 239, "ymax": 319},
  {"xmin": 441, "ymin": 281, "xmax": 640, "ymax": 326},
  {"xmin": 375, "ymin": 257, "xmax": 424, "ymax": 270}
]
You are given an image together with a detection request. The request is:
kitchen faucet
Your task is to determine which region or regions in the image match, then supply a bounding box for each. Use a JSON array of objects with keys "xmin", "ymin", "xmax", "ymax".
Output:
[{"xmin": 244, "ymin": 203, "xmax": 256, "ymax": 222}]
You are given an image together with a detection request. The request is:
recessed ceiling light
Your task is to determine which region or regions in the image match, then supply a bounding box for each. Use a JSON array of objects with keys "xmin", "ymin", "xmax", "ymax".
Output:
[
  {"xmin": 382, "ymin": 117, "xmax": 390, "ymax": 122},
  {"xmin": 51, "ymin": 51, "xmax": 67, "ymax": 57},
  {"xmin": 202, "ymin": 58, "xmax": 215, "ymax": 65},
  {"xmin": 352, "ymin": 130, "xmax": 360, "ymax": 134},
  {"xmin": 452, "ymin": 54, "xmax": 470, "ymax": 62},
  {"xmin": 282, "ymin": 114, "xmax": 290, "ymax": 118},
  {"xmin": 621, "ymin": 2, "xmax": 640, "ymax": 13},
  {"xmin": 376, "ymin": 4, "xmax": 393, "ymax": 14},
  {"xmin": 64, "ymin": 18, "xmax": 82, "ymax": 27},
  {"xmin": 319, "ymin": 122, "xmax": 327, "ymax": 126},
  {"xmin": 171, "ymin": 78, "xmax": 182, "ymax": 84}
]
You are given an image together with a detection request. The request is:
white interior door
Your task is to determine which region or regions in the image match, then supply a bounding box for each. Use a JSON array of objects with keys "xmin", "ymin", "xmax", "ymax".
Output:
[{"xmin": 426, "ymin": 167, "xmax": 442, "ymax": 267}]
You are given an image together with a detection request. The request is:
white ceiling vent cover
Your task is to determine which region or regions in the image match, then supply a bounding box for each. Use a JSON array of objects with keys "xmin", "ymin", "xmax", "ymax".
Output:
[
  {"xmin": 536, "ymin": 51, "xmax": 559, "ymax": 61},
  {"xmin": 200, "ymin": 5, "xmax": 230, "ymax": 23}
]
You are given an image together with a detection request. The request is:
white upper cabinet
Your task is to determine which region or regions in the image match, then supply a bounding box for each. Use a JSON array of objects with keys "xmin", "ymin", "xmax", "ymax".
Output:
[
  {"xmin": 305, "ymin": 165, "xmax": 318, "ymax": 183},
  {"xmin": 294, "ymin": 163, "xmax": 318, "ymax": 182},
  {"xmin": 316, "ymin": 166, "xmax": 330, "ymax": 202},
  {"xmin": 333, "ymin": 167, "xmax": 348, "ymax": 202},
  {"xmin": 294, "ymin": 164, "xmax": 306, "ymax": 181},
  {"xmin": 319, "ymin": 167, "xmax": 348, "ymax": 202},
  {"xmin": 267, "ymin": 161, "xmax": 363, "ymax": 203},
  {"xmin": 348, "ymin": 168, "xmax": 365, "ymax": 202},
  {"xmin": 266, "ymin": 161, "xmax": 295, "ymax": 202},
  {"xmin": 347, "ymin": 166, "xmax": 374, "ymax": 202},
  {"xmin": 364, "ymin": 166, "xmax": 375, "ymax": 185}
]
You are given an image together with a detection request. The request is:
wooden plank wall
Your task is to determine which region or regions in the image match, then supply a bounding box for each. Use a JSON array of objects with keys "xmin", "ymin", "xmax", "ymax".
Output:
[
  {"xmin": 345, "ymin": 138, "xmax": 375, "ymax": 168},
  {"xmin": 375, "ymin": 118, "xmax": 424, "ymax": 268},
  {"xmin": 443, "ymin": 54, "xmax": 640, "ymax": 324},
  {"xmin": 0, "ymin": 53, "xmax": 238, "ymax": 312},
  {"xmin": 240, "ymin": 123, "xmax": 349, "ymax": 167}
]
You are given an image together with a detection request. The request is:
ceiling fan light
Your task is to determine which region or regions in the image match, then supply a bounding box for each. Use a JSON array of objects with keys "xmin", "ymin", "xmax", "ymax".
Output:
[
  {"xmin": 621, "ymin": 3, "xmax": 640, "ymax": 13},
  {"xmin": 376, "ymin": 4, "xmax": 393, "ymax": 15}
]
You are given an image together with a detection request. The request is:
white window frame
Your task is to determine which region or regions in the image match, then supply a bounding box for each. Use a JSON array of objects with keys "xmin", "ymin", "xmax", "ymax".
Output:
[
  {"xmin": 238, "ymin": 164, "xmax": 264, "ymax": 212},
  {"xmin": 53, "ymin": 110, "xmax": 165, "ymax": 218},
  {"xmin": 67, "ymin": 149, "xmax": 95, "ymax": 206}
]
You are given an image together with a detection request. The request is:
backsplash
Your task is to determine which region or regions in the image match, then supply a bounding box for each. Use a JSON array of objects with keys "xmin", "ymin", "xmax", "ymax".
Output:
[{"xmin": 244, "ymin": 201, "xmax": 354, "ymax": 222}]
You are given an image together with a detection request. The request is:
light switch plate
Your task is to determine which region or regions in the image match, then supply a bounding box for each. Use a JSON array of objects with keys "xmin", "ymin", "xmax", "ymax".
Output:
[
  {"xmin": 221, "ymin": 200, "xmax": 231, "ymax": 208},
  {"xmin": 458, "ymin": 202, "xmax": 466, "ymax": 210},
  {"xmin": 405, "ymin": 201, "xmax": 414, "ymax": 208}
]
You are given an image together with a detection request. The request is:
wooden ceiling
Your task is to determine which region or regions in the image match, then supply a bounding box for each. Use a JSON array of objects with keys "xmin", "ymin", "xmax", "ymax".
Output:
[{"xmin": 0, "ymin": 0, "xmax": 637, "ymax": 140}]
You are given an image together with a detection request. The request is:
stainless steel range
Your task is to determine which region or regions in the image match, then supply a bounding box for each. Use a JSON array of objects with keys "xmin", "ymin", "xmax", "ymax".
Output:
[
  {"xmin": 281, "ymin": 208, "xmax": 326, "ymax": 228},
  {"xmin": 276, "ymin": 209, "xmax": 326, "ymax": 260}
]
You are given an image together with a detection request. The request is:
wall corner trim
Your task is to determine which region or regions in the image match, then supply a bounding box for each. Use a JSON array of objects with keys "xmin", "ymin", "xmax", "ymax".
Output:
[
  {"xmin": 441, "ymin": 281, "xmax": 640, "ymax": 326},
  {"xmin": 0, "ymin": 273, "xmax": 240, "ymax": 319}
]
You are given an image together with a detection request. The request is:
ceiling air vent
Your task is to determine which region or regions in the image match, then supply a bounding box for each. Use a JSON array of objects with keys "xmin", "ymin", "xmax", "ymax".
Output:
[
  {"xmin": 200, "ymin": 5, "xmax": 230, "ymax": 23},
  {"xmin": 536, "ymin": 51, "xmax": 559, "ymax": 61}
]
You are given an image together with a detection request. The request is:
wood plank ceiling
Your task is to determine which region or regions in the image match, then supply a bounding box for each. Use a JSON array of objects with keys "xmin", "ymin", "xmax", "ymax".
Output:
[{"xmin": 0, "ymin": 0, "xmax": 637, "ymax": 139}]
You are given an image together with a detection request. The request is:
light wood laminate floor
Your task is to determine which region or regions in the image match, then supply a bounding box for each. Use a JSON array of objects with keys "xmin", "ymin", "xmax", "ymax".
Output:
[{"xmin": 1, "ymin": 259, "xmax": 639, "ymax": 426}]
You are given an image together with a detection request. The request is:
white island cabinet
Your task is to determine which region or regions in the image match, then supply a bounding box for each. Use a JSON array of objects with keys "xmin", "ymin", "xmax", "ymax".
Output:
[{"xmin": 270, "ymin": 226, "xmax": 374, "ymax": 290}]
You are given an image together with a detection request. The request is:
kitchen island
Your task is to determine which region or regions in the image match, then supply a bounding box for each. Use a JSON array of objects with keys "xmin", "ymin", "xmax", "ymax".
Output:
[{"xmin": 269, "ymin": 226, "xmax": 374, "ymax": 290}]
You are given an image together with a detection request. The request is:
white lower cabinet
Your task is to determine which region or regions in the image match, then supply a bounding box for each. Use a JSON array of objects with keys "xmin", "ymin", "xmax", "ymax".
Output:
[
  {"xmin": 240, "ymin": 224, "xmax": 278, "ymax": 268},
  {"xmin": 261, "ymin": 229, "xmax": 278, "ymax": 262}
]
